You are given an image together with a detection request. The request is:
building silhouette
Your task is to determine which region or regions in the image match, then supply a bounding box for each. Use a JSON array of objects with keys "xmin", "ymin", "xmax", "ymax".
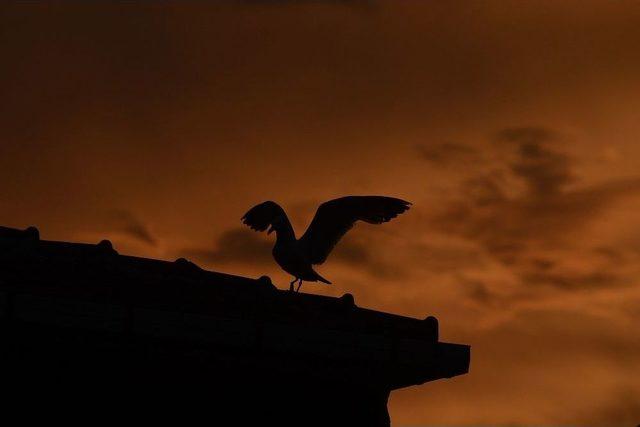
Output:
[{"xmin": 0, "ymin": 225, "xmax": 469, "ymax": 426}]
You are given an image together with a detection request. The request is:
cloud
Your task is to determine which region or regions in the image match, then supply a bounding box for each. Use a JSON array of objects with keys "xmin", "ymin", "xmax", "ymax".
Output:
[
  {"xmin": 183, "ymin": 228, "xmax": 273, "ymax": 265},
  {"xmin": 459, "ymin": 277, "xmax": 499, "ymax": 307},
  {"xmin": 428, "ymin": 126, "xmax": 640, "ymax": 297},
  {"xmin": 505, "ymin": 128, "xmax": 574, "ymax": 196},
  {"xmin": 521, "ymin": 269, "xmax": 620, "ymax": 291},
  {"xmin": 330, "ymin": 236, "xmax": 372, "ymax": 265},
  {"xmin": 105, "ymin": 210, "xmax": 157, "ymax": 246},
  {"xmin": 332, "ymin": 234, "xmax": 406, "ymax": 278},
  {"xmin": 496, "ymin": 126, "xmax": 558, "ymax": 146},
  {"xmin": 415, "ymin": 142, "xmax": 479, "ymax": 165}
]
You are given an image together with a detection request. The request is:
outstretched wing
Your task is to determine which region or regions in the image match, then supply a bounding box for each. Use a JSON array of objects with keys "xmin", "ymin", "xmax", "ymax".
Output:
[
  {"xmin": 241, "ymin": 201, "xmax": 286, "ymax": 232},
  {"xmin": 299, "ymin": 196, "xmax": 411, "ymax": 265}
]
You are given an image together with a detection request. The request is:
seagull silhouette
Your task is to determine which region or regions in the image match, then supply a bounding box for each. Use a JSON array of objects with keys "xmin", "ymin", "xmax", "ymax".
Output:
[{"xmin": 241, "ymin": 196, "xmax": 411, "ymax": 292}]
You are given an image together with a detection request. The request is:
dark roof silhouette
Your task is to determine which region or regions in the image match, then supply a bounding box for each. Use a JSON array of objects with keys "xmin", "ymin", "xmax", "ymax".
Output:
[{"xmin": 0, "ymin": 225, "xmax": 469, "ymax": 426}]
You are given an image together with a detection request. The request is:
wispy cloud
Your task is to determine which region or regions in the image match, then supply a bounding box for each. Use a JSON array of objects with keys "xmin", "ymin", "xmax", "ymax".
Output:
[
  {"xmin": 415, "ymin": 142, "xmax": 480, "ymax": 166},
  {"xmin": 418, "ymin": 126, "xmax": 640, "ymax": 309},
  {"xmin": 105, "ymin": 210, "xmax": 157, "ymax": 246},
  {"xmin": 182, "ymin": 228, "xmax": 273, "ymax": 265}
]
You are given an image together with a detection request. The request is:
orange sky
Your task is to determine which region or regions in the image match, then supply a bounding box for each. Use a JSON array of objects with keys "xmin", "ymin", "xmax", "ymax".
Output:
[{"xmin": 2, "ymin": 2, "xmax": 640, "ymax": 425}]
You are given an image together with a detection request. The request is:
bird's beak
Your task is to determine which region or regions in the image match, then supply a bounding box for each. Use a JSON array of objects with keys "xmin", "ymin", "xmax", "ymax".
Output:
[{"xmin": 267, "ymin": 225, "xmax": 275, "ymax": 235}]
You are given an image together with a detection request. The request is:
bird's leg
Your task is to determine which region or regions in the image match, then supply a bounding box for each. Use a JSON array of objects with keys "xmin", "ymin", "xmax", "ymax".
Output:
[
  {"xmin": 289, "ymin": 277, "xmax": 297, "ymax": 292},
  {"xmin": 296, "ymin": 279, "xmax": 303, "ymax": 293}
]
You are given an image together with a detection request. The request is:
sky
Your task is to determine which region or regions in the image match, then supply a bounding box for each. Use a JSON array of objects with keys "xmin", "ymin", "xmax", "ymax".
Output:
[{"xmin": 2, "ymin": 1, "xmax": 640, "ymax": 425}]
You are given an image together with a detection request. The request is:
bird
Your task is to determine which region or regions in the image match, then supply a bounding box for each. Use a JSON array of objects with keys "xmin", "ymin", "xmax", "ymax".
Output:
[{"xmin": 241, "ymin": 196, "xmax": 411, "ymax": 292}]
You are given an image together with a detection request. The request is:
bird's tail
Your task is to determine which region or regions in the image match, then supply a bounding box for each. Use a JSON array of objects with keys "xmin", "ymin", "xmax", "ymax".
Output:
[{"xmin": 314, "ymin": 271, "xmax": 332, "ymax": 285}]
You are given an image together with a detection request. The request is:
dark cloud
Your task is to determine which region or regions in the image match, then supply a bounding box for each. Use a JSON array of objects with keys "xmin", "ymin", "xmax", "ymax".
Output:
[
  {"xmin": 496, "ymin": 126, "xmax": 574, "ymax": 196},
  {"xmin": 521, "ymin": 270, "xmax": 620, "ymax": 290},
  {"xmin": 105, "ymin": 210, "xmax": 157, "ymax": 246},
  {"xmin": 330, "ymin": 236, "xmax": 372, "ymax": 265},
  {"xmin": 461, "ymin": 171, "xmax": 509, "ymax": 206},
  {"xmin": 415, "ymin": 142, "xmax": 479, "ymax": 165},
  {"xmin": 593, "ymin": 246, "xmax": 626, "ymax": 262},
  {"xmin": 429, "ymin": 126, "xmax": 640, "ymax": 292},
  {"xmin": 322, "ymin": 230, "xmax": 408, "ymax": 279},
  {"xmin": 496, "ymin": 126, "xmax": 558, "ymax": 146},
  {"xmin": 459, "ymin": 277, "xmax": 500, "ymax": 307},
  {"xmin": 183, "ymin": 228, "xmax": 273, "ymax": 265}
]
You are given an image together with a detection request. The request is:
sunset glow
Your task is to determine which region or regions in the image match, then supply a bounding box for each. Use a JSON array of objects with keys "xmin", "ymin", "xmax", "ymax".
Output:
[{"xmin": 2, "ymin": 2, "xmax": 639, "ymax": 425}]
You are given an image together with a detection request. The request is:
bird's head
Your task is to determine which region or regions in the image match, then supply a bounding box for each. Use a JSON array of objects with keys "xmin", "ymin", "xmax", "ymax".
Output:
[{"xmin": 241, "ymin": 201, "xmax": 288, "ymax": 235}]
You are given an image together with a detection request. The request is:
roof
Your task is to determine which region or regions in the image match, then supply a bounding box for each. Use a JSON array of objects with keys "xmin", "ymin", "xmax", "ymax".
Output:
[{"xmin": 0, "ymin": 225, "xmax": 469, "ymax": 390}]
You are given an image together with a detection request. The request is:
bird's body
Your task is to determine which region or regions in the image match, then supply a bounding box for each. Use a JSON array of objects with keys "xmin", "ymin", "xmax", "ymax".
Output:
[
  {"xmin": 241, "ymin": 196, "xmax": 410, "ymax": 291},
  {"xmin": 272, "ymin": 238, "xmax": 330, "ymax": 284}
]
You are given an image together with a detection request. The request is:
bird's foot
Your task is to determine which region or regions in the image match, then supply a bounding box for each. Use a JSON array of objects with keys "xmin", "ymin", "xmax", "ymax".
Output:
[
  {"xmin": 296, "ymin": 279, "xmax": 303, "ymax": 293},
  {"xmin": 289, "ymin": 278, "xmax": 297, "ymax": 292}
]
